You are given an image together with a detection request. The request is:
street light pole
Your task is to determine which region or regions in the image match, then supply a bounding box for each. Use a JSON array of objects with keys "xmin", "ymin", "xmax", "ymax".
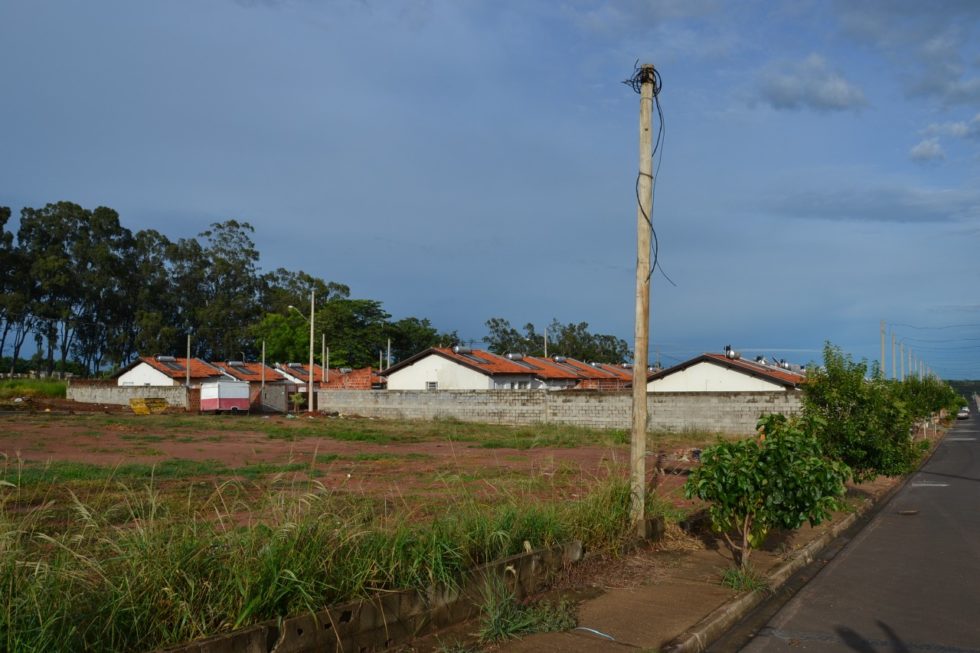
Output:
[{"xmin": 308, "ymin": 290, "xmax": 315, "ymax": 414}]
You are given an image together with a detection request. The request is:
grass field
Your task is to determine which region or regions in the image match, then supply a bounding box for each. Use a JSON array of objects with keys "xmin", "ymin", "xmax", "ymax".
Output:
[
  {"xmin": 0, "ymin": 411, "xmax": 716, "ymax": 653},
  {"xmin": 0, "ymin": 378, "xmax": 66, "ymax": 400}
]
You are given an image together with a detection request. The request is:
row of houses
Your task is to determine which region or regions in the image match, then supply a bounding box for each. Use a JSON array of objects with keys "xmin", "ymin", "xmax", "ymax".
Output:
[
  {"xmin": 117, "ymin": 355, "xmax": 383, "ymax": 390},
  {"xmin": 386, "ymin": 346, "xmax": 804, "ymax": 392},
  {"xmin": 116, "ymin": 345, "xmax": 805, "ymax": 403}
]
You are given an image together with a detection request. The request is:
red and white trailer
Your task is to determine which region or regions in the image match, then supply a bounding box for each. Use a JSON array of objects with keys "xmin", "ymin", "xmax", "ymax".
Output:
[{"xmin": 200, "ymin": 380, "xmax": 250, "ymax": 413}]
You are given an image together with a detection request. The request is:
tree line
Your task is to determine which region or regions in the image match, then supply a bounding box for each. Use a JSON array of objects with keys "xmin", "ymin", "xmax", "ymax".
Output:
[
  {"xmin": 0, "ymin": 202, "xmax": 460, "ymax": 375},
  {"xmin": 483, "ymin": 318, "xmax": 630, "ymax": 363},
  {"xmin": 1, "ymin": 202, "xmax": 631, "ymax": 376}
]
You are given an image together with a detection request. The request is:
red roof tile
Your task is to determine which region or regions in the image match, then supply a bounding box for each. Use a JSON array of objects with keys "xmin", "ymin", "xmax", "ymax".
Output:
[
  {"xmin": 212, "ymin": 361, "xmax": 282, "ymax": 383},
  {"xmin": 275, "ymin": 362, "xmax": 330, "ymax": 383},
  {"xmin": 382, "ymin": 348, "xmax": 631, "ymax": 386},
  {"xmin": 138, "ymin": 356, "xmax": 225, "ymax": 380},
  {"xmin": 321, "ymin": 367, "xmax": 385, "ymax": 390},
  {"xmin": 646, "ymin": 353, "xmax": 805, "ymax": 388},
  {"xmin": 702, "ymin": 353, "xmax": 805, "ymax": 385}
]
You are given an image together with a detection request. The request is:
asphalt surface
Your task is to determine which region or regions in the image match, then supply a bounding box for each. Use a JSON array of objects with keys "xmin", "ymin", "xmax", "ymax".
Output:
[{"xmin": 719, "ymin": 406, "xmax": 980, "ymax": 652}]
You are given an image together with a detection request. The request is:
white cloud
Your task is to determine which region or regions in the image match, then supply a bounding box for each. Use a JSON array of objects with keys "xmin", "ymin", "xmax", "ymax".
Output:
[
  {"xmin": 909, "ymin": 138, "xmax": 945, "ymax": 162},
  {"xmin": 754, "ymin": 54, "xmax": 867, "ymax": 113},
  {"xmin": 923, "ymin": 113, "xmax": 980, "ymax": 139},
  {"xmin": 833, "ymin": 2, "xmax": 980, "ymax": 108}
]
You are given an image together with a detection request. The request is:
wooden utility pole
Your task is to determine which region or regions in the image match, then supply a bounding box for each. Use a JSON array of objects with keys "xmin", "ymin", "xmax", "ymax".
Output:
[
  {"xmin": 185, "ymin": 334, "xmax": 191, "ymax": 388},
  {"xmin": 322, "ymin": 334, "xmax": 327, "ymax": 383},
  {"xmin": 630, "ymin": 63, "xmax": 656, "ymax": 533},
  {"xmin": 900, "ymin": 342, "xmax": 905, "ymax": 381}
]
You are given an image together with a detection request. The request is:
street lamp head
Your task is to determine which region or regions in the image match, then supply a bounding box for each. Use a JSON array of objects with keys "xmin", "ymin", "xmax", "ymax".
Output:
[{"xmin": 287, "ymin": 305, "xmax": 310, "ymax": 323}]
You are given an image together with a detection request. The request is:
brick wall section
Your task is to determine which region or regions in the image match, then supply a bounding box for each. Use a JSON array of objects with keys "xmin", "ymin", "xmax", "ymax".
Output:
[
  {"xmin": 67, "ymin": 380, "xmax": 189, "ymax": 408},
  {"xmin": 318, "ymin": 389, "xmax": 802, "ymax": 434}
]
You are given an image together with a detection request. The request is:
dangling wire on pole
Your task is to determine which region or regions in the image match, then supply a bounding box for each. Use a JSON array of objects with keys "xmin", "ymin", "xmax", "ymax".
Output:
[{"xmin": 624, "ymin": 62, "xmax": 674, "ymax": 287}]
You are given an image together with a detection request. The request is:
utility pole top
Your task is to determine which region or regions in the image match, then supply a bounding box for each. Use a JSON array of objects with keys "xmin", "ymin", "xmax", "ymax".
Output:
[{"xmin": 624, "ymin": 63, "xmax": 662, "ymax": 96}]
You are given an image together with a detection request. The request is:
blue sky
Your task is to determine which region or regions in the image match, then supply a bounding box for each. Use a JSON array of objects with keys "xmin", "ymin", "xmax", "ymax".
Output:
[{"xmin": 2, "ymin": 1, "xmax": 979, "ymax": 377}]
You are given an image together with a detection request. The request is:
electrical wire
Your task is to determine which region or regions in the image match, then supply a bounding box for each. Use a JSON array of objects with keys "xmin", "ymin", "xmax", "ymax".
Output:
[
  {"xmin": 890, "ymin": 322, "xmax": 980, "ymax": 330},
  {"xmin": 624, "ymin": 62, "xmax": 675, "ymax": 287}
]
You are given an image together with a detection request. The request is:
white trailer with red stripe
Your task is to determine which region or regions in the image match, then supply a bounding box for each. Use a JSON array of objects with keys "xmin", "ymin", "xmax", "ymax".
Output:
[{"xmin": 200, "ymin": 379, "xmax": 250, "ymax": 413}]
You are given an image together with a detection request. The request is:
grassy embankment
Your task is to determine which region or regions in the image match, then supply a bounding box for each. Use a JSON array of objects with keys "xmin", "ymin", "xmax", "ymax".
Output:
[{"xmin": 0, "ymin": 414, "xmax": 708, "ymax": 653}]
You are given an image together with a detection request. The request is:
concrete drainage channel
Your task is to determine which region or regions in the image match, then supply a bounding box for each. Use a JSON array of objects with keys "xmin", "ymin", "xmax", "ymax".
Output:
[{"xmin": 157, "ymin": 540, "xmax": 584, "ymax": 653}]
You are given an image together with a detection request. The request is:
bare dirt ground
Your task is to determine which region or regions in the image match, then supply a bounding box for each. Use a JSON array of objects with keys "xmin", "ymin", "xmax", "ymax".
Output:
[{"xmin": 0, "ymin": 406, "xmax": 702, "ymax": 509}]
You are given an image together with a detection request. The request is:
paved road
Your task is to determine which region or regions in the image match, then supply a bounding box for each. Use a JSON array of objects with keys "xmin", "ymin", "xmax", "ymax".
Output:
[{"xmin": 730, "ymin": 406, "xmax": 980, "ymax": 652}]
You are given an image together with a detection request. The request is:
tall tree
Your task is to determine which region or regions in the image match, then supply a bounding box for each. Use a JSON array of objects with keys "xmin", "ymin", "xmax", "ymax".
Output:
[
  {"xmin": 259, "ymin": 268, "xmax": 349, "ymax": 316},
  {"xmin": 70, "ymin": 206, "xmax": 134, "ymax": 373},
  {"xmin": 386, "ymin": 317, "xmax": 458, "ymax": 363},
  {"xmin": 0, "ymin": 230, "xmax": 35, "ymax": 374},
  {"xmin": 546, "ymin": 320, "xmax": 629, "ymax": 362},
  {"xmin": 193, "ymin": 220, "xmax": 262, "ymax": 360},
  {"xmin": 316, "ymin": 298, "xmax": 390, "ymax": 368},
  {"xmin": 0, "ymin": 206, "xmax": 13, "ymax": 359},
  {"xmin": 484, "ymin": 318, "xmax": 533, "ymax": 355},
  {"xmin": 17, "ymin": 202, "xmax": 91, "ymax": 375},
  {"xmin": 166, "ymin": 236, "xmax": 208, "ymax": 356},
  {"xmin": 125, "ymin": 229, "xmax": 181, "ymax": 361}
]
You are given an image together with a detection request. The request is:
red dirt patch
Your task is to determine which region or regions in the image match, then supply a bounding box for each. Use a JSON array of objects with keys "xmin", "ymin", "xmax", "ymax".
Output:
[{"xmin": 0, "ymin": 413, "xmax": 672, "ymax": 507}]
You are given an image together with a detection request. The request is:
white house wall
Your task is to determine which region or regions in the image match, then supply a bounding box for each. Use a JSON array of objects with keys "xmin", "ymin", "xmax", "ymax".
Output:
[
  {"xmin": 386, "ymin": 356, "xmax": 495, "ymax": 390},
  {"xmin": 490, "ymin": 374, "xmax": 536, "ymax": 389},
  {"xmin": 117, "ymin": 364, "xmax": 177, "ymax": 387},
  {"xmin": 646, "ymin": 361, "xmax": 784, "ymax": 392},
  {"xmin": 532, "ymin": 378, "xmax": 577, "ymax": 390}
]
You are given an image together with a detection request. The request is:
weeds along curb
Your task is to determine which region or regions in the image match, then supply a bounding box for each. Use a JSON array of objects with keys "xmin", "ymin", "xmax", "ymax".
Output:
[
  {"xmin": 157, "ymin": 540, "xmax": 584, "ymax": 653},
  {"xmin": 661, "ymin": 428, "xmax": 948, "ymax": 653}
]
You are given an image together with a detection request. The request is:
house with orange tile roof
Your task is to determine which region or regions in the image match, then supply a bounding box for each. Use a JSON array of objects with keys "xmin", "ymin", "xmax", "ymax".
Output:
[
  {"xmin": 541, "ymin": 356, "xmax": 633, "ymax": 390},
  {"xmin": 381, "ymin": 347, "xmax": 631, "ymax": 391},
  {"xmin": 210, "ymin": 360, "xmax": 292, "ymax": 409},
  {"xmin": 321, "ymin": 367, "xmax": 386, "ymax": 390},
  {"xmin": 115, "ymin": 355, "xmax": 227, "ymax": 388},
  {"xmin": 645, "ymin": 351, "xmax": 805, "ymax": 392},
  {"xmin": 212, "ymin": 360, "xmax": 283, "ymax": 385},
  {"xmin": 273, "ymin": 362, "xmax": 328, "ymax": 387}
]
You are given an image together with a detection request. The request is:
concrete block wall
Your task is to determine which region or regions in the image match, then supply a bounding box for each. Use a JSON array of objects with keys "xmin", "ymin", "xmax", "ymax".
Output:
[
  {"xmin": 67, "ymin": 380, "xmax": 188, "ymax": 408},
  {"xmin": 318, "ymin": 389, "xmax": 802, "ymax": 434}
]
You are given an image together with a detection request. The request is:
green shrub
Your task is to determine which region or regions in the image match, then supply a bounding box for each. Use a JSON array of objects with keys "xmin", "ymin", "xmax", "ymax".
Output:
[
  {"xmin": 897, "ymin": 375, "xmax": 963, "ymax": 419},
  {"xmin": 802, "ymin": 343, "xmax": 919, "ymax": 482},
  {"xmin": 685, "ymin": 414, "xmax": 849, "ymax": 569}
]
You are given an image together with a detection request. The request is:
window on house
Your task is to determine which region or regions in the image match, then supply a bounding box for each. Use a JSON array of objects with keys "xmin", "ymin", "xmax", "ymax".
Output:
[
  {"xmin": 426, "ymin": 381, "xmax": 438, "ymax": 391},
  {"xmin": 517, "ymin": 381, "xmax": 529, "ymax": 389}
]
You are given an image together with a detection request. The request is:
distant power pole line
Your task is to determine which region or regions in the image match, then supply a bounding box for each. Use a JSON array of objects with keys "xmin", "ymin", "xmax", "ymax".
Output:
[
  {"xmin": 900, "ymin": 342, "xmax": 905, "ymax": 381},
  {"xmin": 891, "ymin": 331, "xmax": 896, "ymax": 380},
  {"xmin": 880, "ymin": 320, "xmax": 886, "ymax": 378}
]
